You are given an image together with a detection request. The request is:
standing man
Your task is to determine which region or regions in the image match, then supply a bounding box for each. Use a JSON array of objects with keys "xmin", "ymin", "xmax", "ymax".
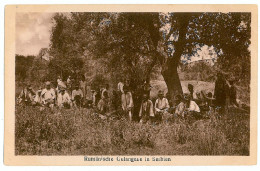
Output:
[
  {"xmin": 79, "ymin": 76, "xmax": 87, "ymax": 99},
  {"xmin": 117, "ymin": 78, "xmax": 124, "ymax": 94},
  {"xmin": 41, "ymin": 81, "xmax": 56, "ymax": 110},
  {"xmin": 139, "ymin": 93, "xmax": 154, "ymax": 123},
  {"xmin": 121, "ymin": 86, "xmax": 134, "ymax": 121},
  {"xmin": 229, "ymin": 80, "xmax": 239, "ymax": 107},
  {"xmin": 67, "ymin": 76, "xmax": 72, "ymax": 95},
  {"xmin": 187, "ymin": 84, "xmax": 194, "ymax": 100},
  {"xmin": 142, "ymin": 80, "xmax": 152, "ymax": 98},
  {"xmin": 101, "ymin": 84, "xmax": 110, "ymax": 99},
  {"xmin": 214, "ymin": 72, "xmax": 229, "ymax": 113}
]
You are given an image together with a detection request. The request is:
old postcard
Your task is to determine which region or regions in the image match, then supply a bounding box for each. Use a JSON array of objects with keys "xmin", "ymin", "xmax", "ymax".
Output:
[{"xmin": 4, "ymin": 4, "xmax": 257, "ymax": 165}]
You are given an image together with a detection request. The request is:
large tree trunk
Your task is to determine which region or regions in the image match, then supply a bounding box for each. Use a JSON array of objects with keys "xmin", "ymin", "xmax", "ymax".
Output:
[{"xmin": 161, "ymin": 58, "xmax": 183, "ymax": 105}]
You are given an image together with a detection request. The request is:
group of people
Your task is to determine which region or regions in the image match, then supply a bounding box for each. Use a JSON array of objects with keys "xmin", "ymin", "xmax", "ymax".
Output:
[
  {"xmin": 18, "ymin": 75, "xmax": 89, "ymax": 110},
  {"xmin": 17, "ymin": 72, "xmax": 239, "ymax": 123}
]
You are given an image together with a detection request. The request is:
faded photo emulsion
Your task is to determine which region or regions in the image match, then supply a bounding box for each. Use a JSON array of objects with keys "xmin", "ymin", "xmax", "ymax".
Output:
[{"xmin": 4, "ymin": 5, "xmax": 257, "ymax": 165}]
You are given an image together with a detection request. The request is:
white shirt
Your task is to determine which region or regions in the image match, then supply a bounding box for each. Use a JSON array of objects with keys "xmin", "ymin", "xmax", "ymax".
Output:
[
  {"xmin": 41, "ymin": 88, "xmax": 56, "ymax": 101},
  {"xmin": 121, "ymin": 92, "xmax": 134, "ymax": 111},
  {"xmin": 101, "ymin": 88, "xmax": 108, "ymax": 99},
  {"xmin": 118, "ymin": 82, "xmax": 124, "ymax": 93},
  {"xmin": 57, "ymin": 92, "xmax": 71, "ymax": 106},
  {"xmin": 155, "ymin": 97, "xmax": 170, "ymax": 112},
  {"xmin": 188, "ymin": 101, "xmax": 200, "ymax": 112},
  {"xmin": 72, "ymin": 89, "xmax": 83, "ymax": 100}
]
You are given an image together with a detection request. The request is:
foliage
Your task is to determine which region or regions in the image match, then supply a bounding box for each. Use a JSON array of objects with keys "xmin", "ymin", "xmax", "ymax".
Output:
[
  {"xmin": 15, "ymin": 106, "xmax": 249, "ymax": 155},
  {"xmin": 15, "ymin": 54, "xmax": 35, "ymax": 81}
]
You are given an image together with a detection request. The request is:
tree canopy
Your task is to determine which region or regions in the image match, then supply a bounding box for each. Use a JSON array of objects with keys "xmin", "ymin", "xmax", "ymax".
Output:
[{"xmin": 48, "ymin": 12, "xmax": 251, "ymax": 100}]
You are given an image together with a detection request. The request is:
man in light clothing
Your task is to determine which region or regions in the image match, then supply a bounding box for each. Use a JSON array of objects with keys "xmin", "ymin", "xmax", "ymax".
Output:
[
  {"xmin": 18, "ymin": 84, "xmax": 35, "ymax": 105},
  {"xmin": 117, "ymin": 79, "xmax": 124, "ymax": 94},
  {"xmin": 41, "ymin": 81, "xmax": 56, "ymax": 109},
  {"xmin": 101, "ymin": 84, "xmax": 109, "ymax": 99},
  {"xmin": 154, "ymin": 90, "xmax": 170, "ymax": 121},
  {"xmin": 32, "ymin": 87, "xmax": 43, "ymax": 106},
  {"xmin": 175, "ymin": 94, "xmax": 186, "ymax": 118},
  {"xmin": 121, "ymin": 86, "xmax": 134, "ymax": 121},
  {"xmin": 57, "ymin": 87, "xmax": 72, "ymax": 109},
  {"xmin": 72, "ymin": 84, "xmax": 83, "ymax": 107},
  {"xmin": 139, "ymin": 93, "xmax": 154, "ymax": 123},
  {"xmin": 184, "ymin": 93, "xmax": 201, "ymax": 119}
]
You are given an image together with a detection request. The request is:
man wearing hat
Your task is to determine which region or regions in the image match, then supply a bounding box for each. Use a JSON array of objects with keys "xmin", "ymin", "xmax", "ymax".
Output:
[
  {"xmin": 57, "ymin": 87, "xmax": 72, "ymax": 109},
  {"xmin": 41, "ymin": 81, "xmax": 56, "ymax": 109},
  {"xmin": 139, "ymin": 93, "xmax": 154, "ymax": 123},
  {"xmin": 154, "ymin": 90, "xmax": 170, "ymax": 121}
]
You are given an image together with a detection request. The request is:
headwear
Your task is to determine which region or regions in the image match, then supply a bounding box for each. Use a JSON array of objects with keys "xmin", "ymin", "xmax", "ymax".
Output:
[
  {"xmin": 206, "ymin": 92, "xmax": 215, "ymax": 100},
  {"xmin": 183, "ymin": 93, "xmax": 191, "ymax": 101},
  {"xmin": 158, "ymin": 90, "xmax": 164, "ymax": 95},
  {"xmin": 27, "ymin": 84, "xmax": 32, "ymax": 90},
  {"xmin": 46, "ymin": 81, "xmax": 51, "ymax": 86},
  {"xmin": 188, "ymin": 84, "xmax": 193, "ymax": 90}
]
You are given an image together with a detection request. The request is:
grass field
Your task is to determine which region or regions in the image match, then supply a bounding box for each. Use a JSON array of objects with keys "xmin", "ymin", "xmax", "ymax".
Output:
[
  {"xmin": 15, "ymin": 104, "xmax": 249, "ymax": 156},
  {"xmin": 15, "ymin": 79, "xmax": 250, "ymax": 156}
]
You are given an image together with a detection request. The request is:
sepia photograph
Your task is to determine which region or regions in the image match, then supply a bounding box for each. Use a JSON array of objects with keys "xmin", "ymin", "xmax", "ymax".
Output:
[{"xmin": 4, "ymin": 4, "xmax": 257, "ymax": 165}]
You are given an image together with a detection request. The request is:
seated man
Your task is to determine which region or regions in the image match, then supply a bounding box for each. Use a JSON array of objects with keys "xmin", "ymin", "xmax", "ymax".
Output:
[
  {"xmin": 97, "ymin": 91, "xmax": 110, "ymax": 114},
  {"xmin": 57, "ymin": 87, "xmax": 72, "ymax": 109},
  {"xmin": 154, "ymin": 90, "xmax": 170, "ymax": 122},
  {"xmin": 184, "ymin": 93, "xmax": 201, "ymax": 119},
  {"xmin": 72, "ymin": 84, "xmax": 83, "ymax": 108},
  {"xmin": 41, "ymin": 81, "xmax": 56, "ymax": 110},
  {"xmin": 174, "ymin": 94, "xmax": 186, "ymax": 118},
  {"xmin": 139, "ymin": 93, "xmax": 154, "ymax": 123},
  {"xmin": 17, "ymin": 84, "xmax": 35, "ymax": 106},
  {"xmin": 32, "ymin": 87, "xmax": 43, "ymax": 106}
]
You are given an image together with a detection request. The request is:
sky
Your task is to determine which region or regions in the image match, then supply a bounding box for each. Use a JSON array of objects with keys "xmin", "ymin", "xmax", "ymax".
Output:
[
  {"xmin": 16, "ymin": 13, "xmax": 54, "ymax": 56},
  {"xmin": 15, "ymin": 12, "xmax": 216, "ymax": 62}
]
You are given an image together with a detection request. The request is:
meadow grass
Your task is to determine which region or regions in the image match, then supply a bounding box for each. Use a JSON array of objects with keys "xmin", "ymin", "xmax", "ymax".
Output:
[{"xmin": 15, "ymin": 105, "xmax": 249, "ymax": 156}]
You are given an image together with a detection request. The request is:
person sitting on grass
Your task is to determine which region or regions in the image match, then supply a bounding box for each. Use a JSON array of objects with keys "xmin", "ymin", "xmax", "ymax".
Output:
[
  {"xmin": 183, "ymin": 93, "xmax": 202, "ymax": 119},
  {"xmin": 154, "ymin": 90, "xmax": 170, "ymax": 122},
  {"xmin": 72, "ymin": 84, "xmax": 83, "ymax": 108},
  {"xmin": 174, "ymin": 94, "xmax": 186, "ymax": 118},
  {"xmin": 97, "ymin": 91, "xmax": 110, "ymax": 115},
  {"xmin": 41, "ymin": 81, "xmax": 56, "ymax": 110},
  {"xmin": 139, "ymin": 93, "xmax": 154, "ymax": 124},
  {"xmin": 32, "ymin": 87, "xmax": 43, "ymax": 106},
  {"xmin": 17, "ymin": 83, "xmax": 35, "ymax": 106},
  {"xmin": 57, "ymin": 87, "xmax": 72, "ymax": 109}
]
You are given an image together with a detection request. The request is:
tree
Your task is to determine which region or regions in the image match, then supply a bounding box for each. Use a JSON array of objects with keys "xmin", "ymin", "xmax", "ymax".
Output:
[
  {"xmin": 15, "ymin": 54, "xmax": 35, "ymax": 81},
  {"xmin": 48, "ymin": 12, "xmax": 251, "ymax": 103},
  {"xmin": 94, "ymin": 12, "xmax": 251, "ymax": 102}
]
